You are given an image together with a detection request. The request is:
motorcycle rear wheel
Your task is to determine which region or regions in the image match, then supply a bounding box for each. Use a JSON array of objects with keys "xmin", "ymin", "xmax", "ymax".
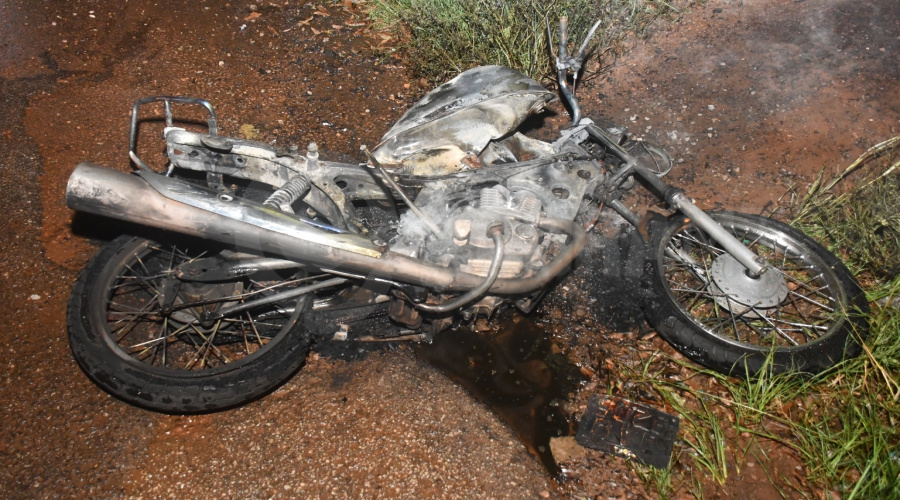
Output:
[
  {"xmin": 643, "ymin": 211, "xmax": 869, "ymax": 376},
  {"xmin": 68, "ymin": 235, "xmax": 318, "ymax": 413}
]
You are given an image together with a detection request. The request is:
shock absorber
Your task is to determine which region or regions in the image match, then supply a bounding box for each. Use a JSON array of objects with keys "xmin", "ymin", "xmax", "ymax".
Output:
[{"xmin": 264, "ymin": 175, "xmax": 311, "ymax": 213}]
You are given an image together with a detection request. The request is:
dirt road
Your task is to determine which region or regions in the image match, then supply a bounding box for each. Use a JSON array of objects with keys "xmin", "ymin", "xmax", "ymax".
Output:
[{"xmin": 1, "ymin": 0, "xmax": 897, "ymax": 498}]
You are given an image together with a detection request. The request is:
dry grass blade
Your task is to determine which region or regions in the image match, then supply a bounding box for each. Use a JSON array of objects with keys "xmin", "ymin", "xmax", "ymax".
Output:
[
  {"xmin": 793, "ymin": 136, "xmax": 900, "ymax": 280},
  {"xmin": 820, "ymin": 136, "xmax": 899, "ymax": 193}
]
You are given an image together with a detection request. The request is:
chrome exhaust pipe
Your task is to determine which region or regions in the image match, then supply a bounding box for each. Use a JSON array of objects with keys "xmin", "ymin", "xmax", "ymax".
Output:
[{"xmin": 66, "ymin": 163, "xmax": 585, "ymax": 294}]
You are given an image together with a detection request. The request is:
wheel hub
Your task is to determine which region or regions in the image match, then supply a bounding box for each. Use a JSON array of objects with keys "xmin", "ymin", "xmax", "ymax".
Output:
[
  {"xmin": 709, "ymin": 253, "xmax": 788, "ymax": 315},
  {"xmin": 178, "ymin": 280, "xmax": 243, "ymax": 327}
]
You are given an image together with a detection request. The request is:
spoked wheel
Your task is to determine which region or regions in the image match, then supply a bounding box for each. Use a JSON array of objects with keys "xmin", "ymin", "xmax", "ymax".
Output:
[
  {"xmin": 68, "ymin": 235, "xmax": 346, "ymax": 413},
  {"xmin": 643, "ymin": 211, "xmax": 869, "ymax": 376}
]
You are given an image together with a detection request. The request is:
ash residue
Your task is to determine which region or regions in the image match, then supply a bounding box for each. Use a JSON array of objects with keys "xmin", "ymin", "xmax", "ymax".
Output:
[{"xmin": 544, "ymin": 215, "xmax": 648, "ymax": 333}]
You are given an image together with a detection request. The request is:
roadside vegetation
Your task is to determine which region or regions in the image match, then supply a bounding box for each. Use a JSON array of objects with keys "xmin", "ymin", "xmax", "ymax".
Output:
[
  {"xmin": 367, "ymin": 0, "xmax": 683, "ymax": 84},
  {"xmin": 366, "ymin": 2, "xmax": 898, "ymax": 496},
  {"xmin": 632, "ymin": 138, "xmax": 900, "ymax": 498}
]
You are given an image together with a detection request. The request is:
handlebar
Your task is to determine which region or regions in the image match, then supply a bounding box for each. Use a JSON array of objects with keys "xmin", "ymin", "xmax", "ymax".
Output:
[{"xmin": 549, "ymin": 17, "xmax": 603, "ymax": 126}]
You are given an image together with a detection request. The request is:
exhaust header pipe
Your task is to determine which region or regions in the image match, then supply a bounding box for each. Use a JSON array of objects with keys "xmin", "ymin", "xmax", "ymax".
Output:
[{"xmin": 66, "ymin": 163, "xmax": 585, "ymax": 294}]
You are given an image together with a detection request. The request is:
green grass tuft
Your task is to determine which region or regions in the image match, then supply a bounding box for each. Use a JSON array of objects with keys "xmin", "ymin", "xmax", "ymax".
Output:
[
  {"xmin": 368, "ymin": 0, "xmax": 682, "ymax": 84},
  {"xmin": 625, "ymin": 138, "xmax": 900, "ymax": 497}
]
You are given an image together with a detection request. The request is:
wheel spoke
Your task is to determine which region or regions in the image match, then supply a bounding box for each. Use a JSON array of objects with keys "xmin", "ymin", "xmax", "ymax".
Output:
[
  {"xmin": 724, "ymin": 295, "xmax": 743, "ymax": 342},
  {"xmin": 768, "ymin": 316, "xmax": 828, "ymax": 332},
  {"xmin": 115, "ymin": 268, "xmax": 165, "ymax": 299},
  {"xmin": 657, "ymin": 214, "xmax": 852, "ymax": 352},
  {"xmin": 748, "ymin": 305, "xmax": 800, "ymax": 346},
  {"xmin": 165, "ymin": 277, "xmax": 310, "ymax": 313},
  {"xmin": 90, "ymin": 239, "xmax": 323, "ymax": 372},
  {"xmin": 186, "ymin": 323, "xmax": 220, "ymax": 369},
  {"xmin": 674, "ymin": 231, "xmax": 724, "ymax": 256},
  {"xmin": 781, "ymin": 280, "xmax": 836, "ymax": 312},
  {"xmin": 246, "ymin": 312, "xmax": 264, "ymax": 350}
]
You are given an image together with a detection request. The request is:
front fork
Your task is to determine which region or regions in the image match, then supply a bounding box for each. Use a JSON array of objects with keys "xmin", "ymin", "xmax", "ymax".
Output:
[{"xmin": 589, "ymin": 125, "xmax": 768, "ymax": 277}]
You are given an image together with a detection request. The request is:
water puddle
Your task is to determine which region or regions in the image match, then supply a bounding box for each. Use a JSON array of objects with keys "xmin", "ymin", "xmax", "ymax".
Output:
[{"xmin": 415, "ymin": 314, "xmax": 586, "ymax": 475}]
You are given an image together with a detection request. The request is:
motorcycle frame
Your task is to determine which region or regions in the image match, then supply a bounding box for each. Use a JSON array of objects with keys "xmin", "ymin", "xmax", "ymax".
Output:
[
  {"xmin": 145, "ymin": 96, "xmax": 768, "ymax": 278},
  {"xmin": 75, "ymin": 94, "xmax": 769, "ymax": 305}
]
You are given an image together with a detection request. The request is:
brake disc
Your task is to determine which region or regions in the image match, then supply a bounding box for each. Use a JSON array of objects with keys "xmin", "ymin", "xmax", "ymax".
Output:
[{"xmin": 708, "ymin": 253, "xmax": 788, "ymax": 317}]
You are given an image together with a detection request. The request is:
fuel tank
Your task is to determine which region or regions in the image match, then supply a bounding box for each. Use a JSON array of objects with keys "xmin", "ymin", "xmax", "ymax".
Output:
[{"xmin": 371, "ymin": 66, "xmax": 555, "ymax": 173}]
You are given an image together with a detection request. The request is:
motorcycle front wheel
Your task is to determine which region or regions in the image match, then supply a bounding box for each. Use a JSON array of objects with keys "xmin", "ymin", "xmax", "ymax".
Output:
[
  {"xmin": 68, "ymin": 235, "xmax": 321, "ymax": 413},
  {"xmin": 643, "ymin": 211, "xmax": 869, "ymax": 376}
]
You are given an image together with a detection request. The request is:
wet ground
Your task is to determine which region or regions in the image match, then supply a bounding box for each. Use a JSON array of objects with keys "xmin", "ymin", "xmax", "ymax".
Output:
[{"xmin": 2, "ymin": 0, "xmax": 899, "ymax": 498}]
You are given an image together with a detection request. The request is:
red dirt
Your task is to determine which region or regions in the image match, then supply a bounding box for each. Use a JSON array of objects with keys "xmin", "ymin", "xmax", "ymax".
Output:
[
  {"xmin": 2, "ymin": 0, "xmax": 898, "ymax": 498},
  {"xmin": 590, "ymin": 0, "xmax": 900, "ymax": 215}
]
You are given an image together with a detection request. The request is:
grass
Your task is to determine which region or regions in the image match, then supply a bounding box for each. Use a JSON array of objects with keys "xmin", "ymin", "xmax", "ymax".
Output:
[
  {"xmin": 367, "ymin": 0, "xmax": 683, "ymax": 84},
  {"xmin": 790, "ymin": 296, "xmax": 900, "ymax": 496},
  {"xmin": 361, "ymin": 2, "xmax": 900, "ymax": 485},
  {"xmin": 792, "ymin": 136, "xmax": 900, "ymax": 279},
  {"xmin": 626, "ymin": 138, "xmax": 900, "ymax": 498}
]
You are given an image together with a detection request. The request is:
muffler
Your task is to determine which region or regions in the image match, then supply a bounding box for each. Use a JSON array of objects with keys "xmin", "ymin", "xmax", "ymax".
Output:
[{"xmin": 66, "ymin": 163, "xmax": 585, "ymax": 294}]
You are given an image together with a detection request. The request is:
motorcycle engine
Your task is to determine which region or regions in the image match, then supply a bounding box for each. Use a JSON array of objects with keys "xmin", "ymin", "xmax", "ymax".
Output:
[
  {"xmin": 386, "ymin": 183, "xmax": 554, "ymax": 328},
  {"xmin": 450, "ymin": 185, "xmax": 544, "ymax": 279},
  {"xmin": 385, "ymin": 151, "xmax": 603, "ymax": 329},
  {"xmin": 390, "ymin": 184, "xmax": 549, "ymax": 278}
]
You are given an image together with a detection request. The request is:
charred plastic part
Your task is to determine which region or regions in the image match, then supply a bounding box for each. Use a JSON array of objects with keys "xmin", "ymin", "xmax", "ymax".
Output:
[
  {"xmin": 66, "ymin": 163, "xmax": 585, "ymax": 295},
  {"xmin": 576, "ymin": 395, "xmax": 679, "ymax": 469}
]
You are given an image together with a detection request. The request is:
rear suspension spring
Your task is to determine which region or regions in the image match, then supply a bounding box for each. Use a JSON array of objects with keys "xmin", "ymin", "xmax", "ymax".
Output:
[{"xmin": 264, "ymin": 175, "xmax": 311, "ymax": 212}]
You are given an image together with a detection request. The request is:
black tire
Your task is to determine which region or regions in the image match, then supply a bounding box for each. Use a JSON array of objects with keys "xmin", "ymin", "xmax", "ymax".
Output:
[
  {"xmin": 643, "ymin": 211, "xmax": 869, "ymax": 376},
  {"xmin": 68, "ymin": 235, "xmax": 318, "ymax": 413}
]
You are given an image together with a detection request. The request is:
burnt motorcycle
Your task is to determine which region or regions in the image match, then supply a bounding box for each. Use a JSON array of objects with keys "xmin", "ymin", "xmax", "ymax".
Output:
[{"xmin": 66, "ymin": 21, "xmax": 869, "ymax": 413}]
